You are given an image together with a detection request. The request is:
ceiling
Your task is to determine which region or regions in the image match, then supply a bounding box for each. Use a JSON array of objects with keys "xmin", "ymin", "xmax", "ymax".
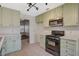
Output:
[{"xmin": 0, "ymin": 3, "xmax": 64, "ymax": 16}]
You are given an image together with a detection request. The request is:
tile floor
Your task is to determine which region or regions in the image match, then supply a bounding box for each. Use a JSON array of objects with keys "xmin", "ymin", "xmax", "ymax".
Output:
[{"xmin": 6, "ymin": 39, "xmax": 52, "ymax": 56}]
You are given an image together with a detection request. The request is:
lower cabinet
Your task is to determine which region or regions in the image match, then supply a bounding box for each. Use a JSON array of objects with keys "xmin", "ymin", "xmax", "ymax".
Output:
[
  {"xmin": 39, "ymin": 35, "xmax": 45, "ymax": 49},
  {"xmin": 2, "ymin": 35, "xmax": 21, "ymax": 55},
  {"xmin": 60, "ymin": 38, "xmax": 79, "ymax": 56}
]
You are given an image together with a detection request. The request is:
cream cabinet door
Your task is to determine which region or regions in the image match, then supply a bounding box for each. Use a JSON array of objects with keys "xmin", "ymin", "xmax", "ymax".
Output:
[
  {"xmin": 12, "ymin": 10, "xmax": 20, "ymax": 27},
  {"xmin": 49, "ymin": 9, "xmax": 55, "ymax": 20},
  {"xmin": 55, "ymin": 6, "xmax": 63, "ymax": 19},
  {"xmin": 51, "ymin": 6, "xmax": 63, "ymax": 19},
  {"xmin": 0, "ymin": 7, "xmax": 2, "ymax": 26},
  {"xmin": 2, "ymin": 35, "xmax": 21, "ymax": 55},
  {"xmin": 2, "ymin": 7, "xmax": 12, "ymax": 27},
  {"xmin": 63, "ymin": 4, "xmax": 79, "ymax": 26},
  {"xmin": 43, "ymin": 12, "xmax": 50, "ymax": 27},
  {"xmin": 39, "ymin": 35, "xmax": 45, "ymax": 49},
  {"xmin": 36, "ymin": 15, "xmax": 43, "ymax": 24},
  {"xmin": 60, "ymin": 39, "xmax": 77, "ymax": 56},
  {"xmin": 60, "ymin": 39, "xmax": 67, "ymax": 56}
]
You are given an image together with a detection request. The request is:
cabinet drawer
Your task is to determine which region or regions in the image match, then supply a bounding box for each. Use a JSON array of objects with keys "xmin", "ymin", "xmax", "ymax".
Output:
[
  {"xmin": 66, "ymin": 49, "xmax": 76, "ymax": 56},
  {"xmin": 61, "ymin": 48, "xmax": 76, "ymax": 56},
  {"xmin": 60, "ymin": 39, "xmax": 77, "ymax": 56},
  {"xmin": 66, "ymin": 44, "xmax": 76, "ymax": 49},
  {"xmin": 66, "ymin": 40, "xmax": 76, "ymax": 50},
  {"xmin": 61, "ymin": 47, "xmax": 70, "ymax": 56},
  {"xmin": 60, "ymin": 39, "xmax": 66, "ymax": 47},
  {"xmin": 66, "ymin": 40, "xmax": 76, "ymax": 45}
]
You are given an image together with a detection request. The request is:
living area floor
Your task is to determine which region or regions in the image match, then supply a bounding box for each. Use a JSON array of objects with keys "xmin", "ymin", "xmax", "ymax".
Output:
[{"xmin": 6, "ymin": 39, "xmax": 52, "ymax": 56}]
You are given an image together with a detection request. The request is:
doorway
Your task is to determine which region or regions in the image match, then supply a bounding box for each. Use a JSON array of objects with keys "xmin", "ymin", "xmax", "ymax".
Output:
[{"xmin": 20, "ymin": 19, "xmax": 29, "ymax": 48}]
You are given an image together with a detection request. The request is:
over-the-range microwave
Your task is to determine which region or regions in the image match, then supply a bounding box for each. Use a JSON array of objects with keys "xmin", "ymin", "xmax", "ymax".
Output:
[{"xmin": 49, "ymin": 18, "xmax": 63, "ymax": 27}]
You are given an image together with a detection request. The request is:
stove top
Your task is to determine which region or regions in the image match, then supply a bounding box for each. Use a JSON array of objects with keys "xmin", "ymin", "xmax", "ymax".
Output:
[{"xmin": 52, "ymin": 31, "xmax": 64, "ymax": 36}]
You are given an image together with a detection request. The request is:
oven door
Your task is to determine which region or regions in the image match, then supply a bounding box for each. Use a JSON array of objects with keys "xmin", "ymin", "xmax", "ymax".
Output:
[
  {"xmin": 45, "ymin": 37, "xmax": 60, "ymax": 55},
  {"xmin": 46, "ymin": 38, "xmax": 60, "ymax": 50}
]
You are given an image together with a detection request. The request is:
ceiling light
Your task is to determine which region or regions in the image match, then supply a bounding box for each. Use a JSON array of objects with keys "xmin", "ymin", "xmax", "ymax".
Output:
[{"xmin": 27, "ymin": 3, "xmax": 48, "ymax": 11}]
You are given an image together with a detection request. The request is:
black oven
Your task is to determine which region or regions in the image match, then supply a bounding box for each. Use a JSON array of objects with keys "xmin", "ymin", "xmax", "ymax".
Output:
[{"xmin": 45, "ymin": 31, "xmax": 64, "ymax": 56}]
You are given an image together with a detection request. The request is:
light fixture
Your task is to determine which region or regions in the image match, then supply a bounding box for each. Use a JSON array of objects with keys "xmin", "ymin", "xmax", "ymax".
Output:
[{"xmin": 27, "ymin": 3, "xmax": 48, "ymax": 11}]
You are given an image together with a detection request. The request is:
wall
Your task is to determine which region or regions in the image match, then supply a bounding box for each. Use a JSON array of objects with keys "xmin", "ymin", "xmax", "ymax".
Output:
[{"xmin": 21, "ymin": 14, "xmax": 36, "ymax": 44}]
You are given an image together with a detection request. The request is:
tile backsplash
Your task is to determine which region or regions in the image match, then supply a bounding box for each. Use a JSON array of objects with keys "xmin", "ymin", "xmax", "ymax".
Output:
[{"xmin": 42, "ymin": 26, "xmax": 79, "ymax": 36}]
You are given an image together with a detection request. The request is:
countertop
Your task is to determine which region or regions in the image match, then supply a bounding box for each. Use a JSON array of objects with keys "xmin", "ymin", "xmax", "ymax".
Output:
[
  {"xmin": 0, "ymin": 35, "xmax": 5, "ymax": 50},
  {"xmin": 60, "ymin": 35, "xmax": 79, "ymax": 40},
  {"xmin": 60, "ymin": 30, "xmax": 79, "ymax": 40}
]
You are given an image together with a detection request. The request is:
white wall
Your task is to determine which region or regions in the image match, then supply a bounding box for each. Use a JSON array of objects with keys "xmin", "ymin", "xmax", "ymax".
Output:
[{"xmin": 21, "ymin": 14, "xmax": 36, "ymax": 44}]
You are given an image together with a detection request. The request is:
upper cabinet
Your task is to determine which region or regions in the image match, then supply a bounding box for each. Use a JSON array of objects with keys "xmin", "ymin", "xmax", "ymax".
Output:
[
  {"xmin": 0, "ymin": 7, "xmax": 2, "ymax": 26},
  {"xmin": 1, "ymin": 7, "xmax": 20, "ymax": 27},
  {"xmin": 51, "ymin": 6, "xmax": 63, "ymax": 19},
  {"xmin": 55, "ymin": 6, "xmax": 63, "ymax": 19},
  {"xmin": 12, "ymin": 10, "xmax": 20, "ymax": 27},
  {"xmin": 2, "ymin": 7, "xmax": 13, "ymax": 27},
  {"xmin": 63, "ymin": 3, "xmax": 79, "ymax": 26},
  {"xmin": 36, "ymin": 5, "xmax": 63, "ymax": 27},
  {"xmin": 36, "ymin": 3, "xmax": 79, "ymax": 27},
  {"xmin": 43, "ymin": 12, "xmax": 51, "ymax": 27},
  {"xmin": 36, "ymin": 14, "xmax": 43, "ymax": 24}
]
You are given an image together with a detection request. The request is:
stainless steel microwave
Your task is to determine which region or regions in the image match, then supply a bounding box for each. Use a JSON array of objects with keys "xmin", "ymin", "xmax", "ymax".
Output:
[{"xmin": 49, "ymin": 19, "xmax": 63, "ymax": 27}]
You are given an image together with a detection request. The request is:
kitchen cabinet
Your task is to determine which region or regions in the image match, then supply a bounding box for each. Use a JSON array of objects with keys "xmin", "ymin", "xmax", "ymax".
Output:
[
  {"xmin": 60, "ymin": 38, "xmax": 79, "ymax": 56},
  {"xmin": 43, "ymin": 5, "xmax": 63, "ymax": 27},
  {"xmin": 36, "ymin": 14, "xmax": 43, "ymax": 24},
  {"xmin": 36, "ymin": 5, "xmax": 63, "ymax": 27},
  {"xmin": 50, "ymin": 7, "xmax": 59, "ymax": 19},
  {"xmin": 5, "ymin": 37, "xmax": 15, "ymax": 54},
  {"xmin": 0, "ymin": 7, "xmax": 2, "ymax": 26},
  {"xmin": 55, "ymin": 6, "xmax": 63, "ymax": 19},
  {"xmin": 2, "ymin": 7, "xmax": 12, "ymax": 27},
  {"xmin": 36, "ymin": 34, "xmax": 45, "ymax": 49},
  {"xmin": 1, "ymin": 38, "xmax": 7, "ymax": 55},
  {"xmin": 12, "ymin": 10, "xmax": 20, "ymax": 27},
  {"xmin": 39, "ymin": 35, "xmax": 45, "ymax": 49},
  {"xmin": 1, "ymin": 35, "xmax": 21, "ymax": 55},
  {"xmin": 36, "ymin": 3, "xmax": 79, "ymax": 26},
  {"xmin": 43, "ymin": 12, "xmax": 50, "ymax": 27},
  {"xmin": 2, "ymin": 7, "xmax": 20, "ymax": 27},
  {"xmin": 48, "ymin": 9, "xmax": 55, "ymax": 20},
  {"xmin": 63, "ymin": 3, "xmax": 79, "ymax": 26}
]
